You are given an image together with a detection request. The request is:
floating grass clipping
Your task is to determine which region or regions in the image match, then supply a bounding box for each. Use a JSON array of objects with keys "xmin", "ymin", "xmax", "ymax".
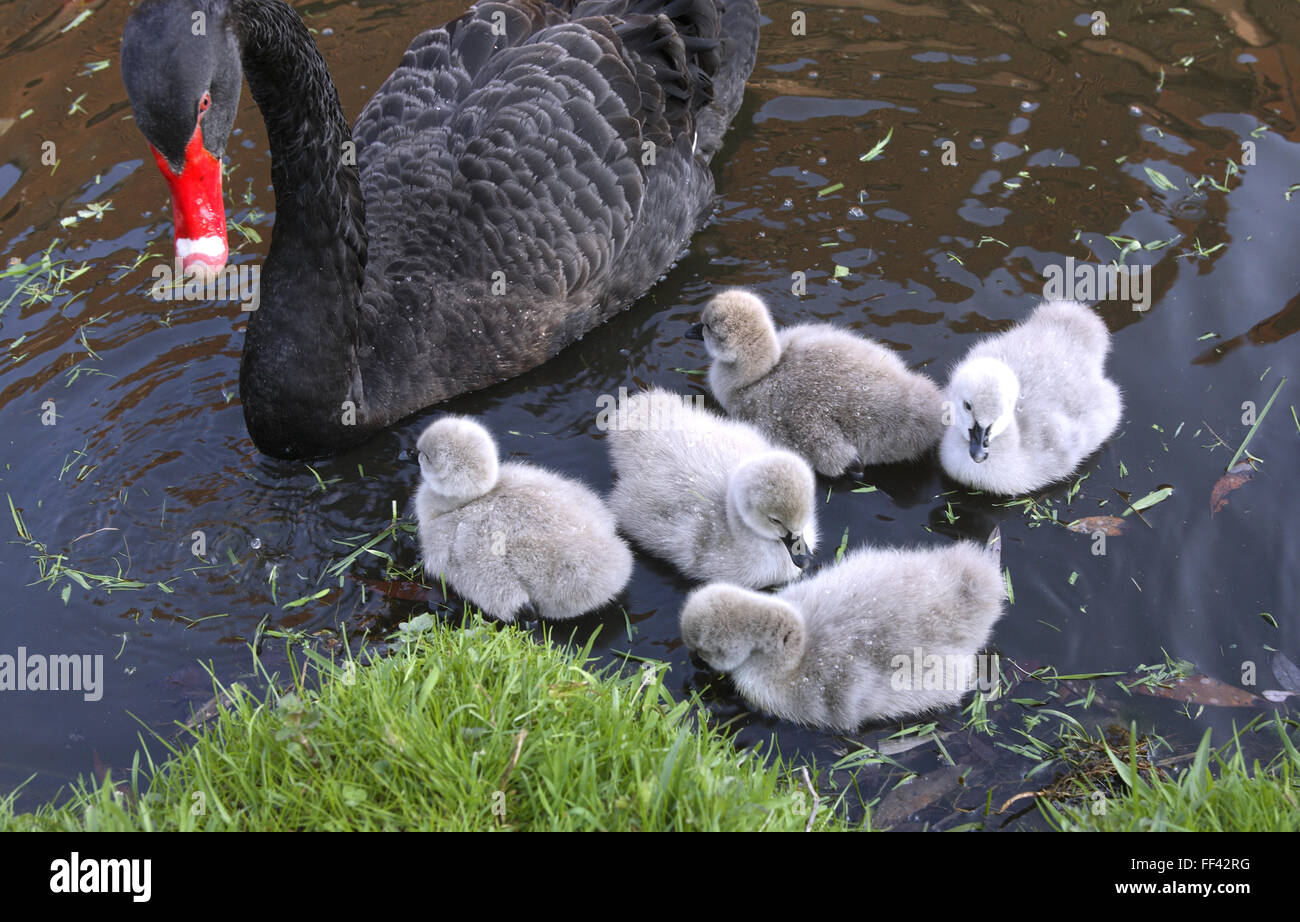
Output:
[
  {"xmin": 860, "ymin": 127, "xmax": 893, "ymax": 162},
  {"xmin": 8, "ymin": 493, "xmax": 176, "ymax": 602},
  {"xmin": 1121, "ymin": 486, "xmax": 1174, "ymax": 517},
  {"xmin": 0, "ymin": 615, "xmax": 846, "ymax": 832},
  {"xmin": 1143, "ymin": 166, "xmax": 1178, "ymax": 192},
  {"xmin": 0, "ymin": 242, "xmax": 92, "ymax": 317},
  {"xmin": 1227, "ymin": 377, "xmax": 1286, "ymax": 470}
]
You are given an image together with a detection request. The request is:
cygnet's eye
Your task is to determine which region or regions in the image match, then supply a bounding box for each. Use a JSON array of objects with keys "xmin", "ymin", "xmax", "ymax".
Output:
[{"xmin": 963, "ymin": 401, "xmax": 971, "ymax": 411}]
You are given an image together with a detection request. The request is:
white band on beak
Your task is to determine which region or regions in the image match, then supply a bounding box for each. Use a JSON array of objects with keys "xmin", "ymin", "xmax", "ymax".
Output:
[{"xmin": 176, "ymin": 236, "xmax": 227, "ymax": 259}]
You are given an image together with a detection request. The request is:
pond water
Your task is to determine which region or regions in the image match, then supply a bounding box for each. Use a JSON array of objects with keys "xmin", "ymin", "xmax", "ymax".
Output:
[{"xmin": 1, "ymin": 0, "xmax": 1297, "ymax": 827}]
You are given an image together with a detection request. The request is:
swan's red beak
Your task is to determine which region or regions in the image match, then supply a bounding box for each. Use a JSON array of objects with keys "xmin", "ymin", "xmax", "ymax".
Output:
[{"xmin": 150, "ymin": 123, "xmax": 227, "ymax": 275}]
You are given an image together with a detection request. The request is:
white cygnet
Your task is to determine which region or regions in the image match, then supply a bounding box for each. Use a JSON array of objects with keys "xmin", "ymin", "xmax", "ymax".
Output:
[
  {"xmin": 688, "ymin": 289, "xmax": 945, "ymax": 476},
  {"xmin": 940, "ymin": 299, "xmax": 1123, "ymax": 494},
  {"xmin": 414, "ymin": 416, "xmax": 632, "ymax": 621},
  {"xmin": 606, "ymin": 387, "xmax": 818, "ymax": 588},
  {"xmin": 680, "ymin": 538, "xmax": 1006, "ymax": 732}
]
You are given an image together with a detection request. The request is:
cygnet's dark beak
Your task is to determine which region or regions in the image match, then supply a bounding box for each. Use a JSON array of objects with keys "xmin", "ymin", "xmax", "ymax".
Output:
[
  {"xmin": 968, "ymin": 424, "xmax": 989, "ymax": 463},
  {"xmin": 685, "ymin": 323, "xmax": 705, "ymax": 341},
  {"xmin": 781, "ymin": 531, "xmax": 814, "ymax": 570}
]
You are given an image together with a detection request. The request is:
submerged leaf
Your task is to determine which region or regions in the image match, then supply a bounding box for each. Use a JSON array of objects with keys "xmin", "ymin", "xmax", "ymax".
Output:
[
  {"xmin": 1066, "ymin": 515, "xmax": 1127, "ymax": 535},
  {"xmin": 1132, "ymin": 674, "xmax": 1263, "ymax": 707},
  {"xmin": 1210, "ymin": 461, "xmax": 1253, "ymax": 515},
  {"xmin": 1272, "ymin": 652, "xmax": 1300, "ymax": 693},
  {"xmin": 873, "ymin": 764, "xmax": 963, "ymax": 827},
  {"xmin": 355, "ymin": 576, "xmax": 429, "ymax": 601}
]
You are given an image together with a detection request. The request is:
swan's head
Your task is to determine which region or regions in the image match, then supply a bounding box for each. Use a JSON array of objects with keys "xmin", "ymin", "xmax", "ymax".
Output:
[
  {"xmin": 728, "ymin": 451, "xmax": 817, "ymax": 568},
  {"xmin": 680, "ymin": 583, "xmax": 806, "ymax": 673},
  {"xmin": 948, "ymin": 357, "xmax": 1020, "ymax": 463},
  {"xmin": 686, "ymin": 289, "xmax": 779, "ymax": 369},
  {"xmin": 122, "ymin": 0, "xmax": 243, "ymax": 275},
  {"xmin": 416, "ymin": 416, "xmax": 500, "ymax": 504}
]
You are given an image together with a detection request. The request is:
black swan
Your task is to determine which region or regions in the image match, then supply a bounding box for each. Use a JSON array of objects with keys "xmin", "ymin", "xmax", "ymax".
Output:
[{"xmin": 120, "ymin": 0, "xmax": 760, "ymax": 459}]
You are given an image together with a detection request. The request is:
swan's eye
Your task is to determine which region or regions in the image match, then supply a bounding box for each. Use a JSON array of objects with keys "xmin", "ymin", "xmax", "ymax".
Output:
[
  {"xmin": 198, "ymin": 91, "xmax": 211, "ymax": 115},
  {"xmin": 963, "ymin": 401, "xmax": 971, "ymax": 411}
]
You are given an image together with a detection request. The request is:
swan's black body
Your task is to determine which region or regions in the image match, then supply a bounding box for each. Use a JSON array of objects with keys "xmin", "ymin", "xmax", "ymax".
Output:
[{"xmin": 121, "ymin": 0, "xmax": 760, "ymax": 458}]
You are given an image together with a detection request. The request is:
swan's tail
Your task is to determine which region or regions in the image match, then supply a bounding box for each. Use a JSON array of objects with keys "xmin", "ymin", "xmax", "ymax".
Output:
[
  {"xmin": 564, "ymin": 0, "xmax": 759, "ymax": 161},
  {"xmin": 693, "ymin": 0, "xmax": 760, "ymax": 160}
]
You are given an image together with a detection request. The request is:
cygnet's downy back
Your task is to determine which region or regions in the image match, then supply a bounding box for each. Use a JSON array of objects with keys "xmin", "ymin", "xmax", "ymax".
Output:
[
  {"xmin": 690, "ymin": 289, "xmax": 945, "ymax": 476},
  {"xmin": 606, "ymin": 388, "xmax": 818, "ymax": 588},
  {"xmin": 680, "ymin": 540, "xmax": 1005, "ymax": 732},
  {"xmin": 941, "ymin": 299, "xmax": 1123, "ymax": 494},
  {"xmin": 415, "ymin": 416, "xmax": 632, "ymax": 621}
]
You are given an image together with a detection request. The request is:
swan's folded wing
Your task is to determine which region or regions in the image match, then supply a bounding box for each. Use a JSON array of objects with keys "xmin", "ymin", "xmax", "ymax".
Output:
[{"xmin": 350, "ymin": 0, "xmax": 721, "ymax": 299}]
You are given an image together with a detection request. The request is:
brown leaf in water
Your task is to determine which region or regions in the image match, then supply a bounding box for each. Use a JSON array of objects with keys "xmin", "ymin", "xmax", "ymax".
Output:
[
  {"xmin": 1065, "ymin": 515, "xmax": 1127, "ymax": 535},
  {"xmin": 1131, "ymin": 674, "xmax": 1264, "ymax": 708},
  {"xmin": 1210, "ymin": 462, "xmax": 1253, "ymax": 515},
  {"xmin": 872, "ymin": 764, "xmax": 963, "ymax": 827},
  {"xmin": 354, "ymin": 577, "xmax": 430, "ymax": 601}
]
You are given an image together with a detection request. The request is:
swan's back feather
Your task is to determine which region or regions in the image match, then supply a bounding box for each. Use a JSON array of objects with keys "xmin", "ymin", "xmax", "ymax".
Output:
[{"xmin": 347, "ymin": 0, "xmax": 756, "ymax": 415}]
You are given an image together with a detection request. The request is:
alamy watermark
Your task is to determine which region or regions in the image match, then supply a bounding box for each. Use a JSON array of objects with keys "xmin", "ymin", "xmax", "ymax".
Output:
[
  {"xmin": 150, "ymin": 258, "xmax": 260, "ymax": 311},
  {"xmin": 0, "ymin": 647, "xmax": 103, "ymax": 701},
  {"xmin": 890, "ymin": 648, "xmax": 1000, "ymax": 693},
  {"xmin": 1043, "ymin": 256, "xmax": 1151, "ymax": 311},
  {"xmin": 50, "ymin": 853, "xmax": 150, "ymax": 902},
  {"xmin": 594, "ymin": 387, "xmax": 704, "ymax": 431}
]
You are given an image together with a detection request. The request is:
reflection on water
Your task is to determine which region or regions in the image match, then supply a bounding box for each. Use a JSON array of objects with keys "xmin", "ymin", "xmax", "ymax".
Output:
[{"xmin": 1, "ymin": 0, "xmax": 1297, "ymax": 826}]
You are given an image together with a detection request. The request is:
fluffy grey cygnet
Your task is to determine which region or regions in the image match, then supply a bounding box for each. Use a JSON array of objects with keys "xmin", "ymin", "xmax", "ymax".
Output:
[
  {"xmin": 606, "ymin": 387, "xmax": 819, "ymax": 588},
  {"xmin": 688, "ymin": 289, "xmax": 945, "ymax": 476},
  {"xmin": 940, "ymin": 299, "xmax": 1123, "ymax": 494},
  {"xmin": 414, "ymin": 416, "xmax": 632, "ymax": 621},
  {"xmin": 679, "ymin": 539, "xmax": 1006, "ymax": 732}
]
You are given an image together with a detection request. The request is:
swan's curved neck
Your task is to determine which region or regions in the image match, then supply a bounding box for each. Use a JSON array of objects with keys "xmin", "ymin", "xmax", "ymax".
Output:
[
  {"xmin": 231, "ymin": 0, "xmax": 370, "ymax": 458},
  {"xmin": 233, "ymin": 0, "xmax": 364, "ymax": 263}
]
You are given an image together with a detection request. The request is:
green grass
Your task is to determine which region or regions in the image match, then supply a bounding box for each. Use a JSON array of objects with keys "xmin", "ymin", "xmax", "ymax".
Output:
[
  {"xmin": 1, "ymin": 614, "xmax": 846, "ymax": 831},
  {"xmin": 1042, "ymin": 721, "xmax": 1300, "ymax": 832}
]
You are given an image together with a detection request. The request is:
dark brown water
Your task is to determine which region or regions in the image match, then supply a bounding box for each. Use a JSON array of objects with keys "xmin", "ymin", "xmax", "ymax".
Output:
[{"xmin": 1, "ymin": 0, "xmax": 1297, "ymax": 826}]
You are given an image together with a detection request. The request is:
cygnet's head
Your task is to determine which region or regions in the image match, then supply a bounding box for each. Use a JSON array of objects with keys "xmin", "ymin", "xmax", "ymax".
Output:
[
  {"xmin": 415, "ymin": 416, "xmax": 500, "ymax": 504},
  {"xmin": 680, "ymin": 583, "xmax": 805, "ymax": 672},
  {"xmin": 728, "ymin": 451, "xmax": 817, "ymax": 567},
  {"xmin": 686, "ymin": 289, "xmax": 779, "ymax": 369},
  {"xmin": 948, "ymin": 357, "xmax": 1020, "ymax": 463}
]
